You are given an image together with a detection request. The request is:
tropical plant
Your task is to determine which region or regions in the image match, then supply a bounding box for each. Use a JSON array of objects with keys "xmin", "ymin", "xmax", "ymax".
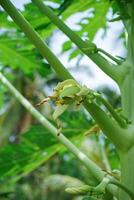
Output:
[{"xmin": 0, "ymin": 0, "xmax": 133, "ymax": 200}]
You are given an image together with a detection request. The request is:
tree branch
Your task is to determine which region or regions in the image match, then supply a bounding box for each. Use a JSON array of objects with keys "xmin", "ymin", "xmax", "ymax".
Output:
[
  {"xmin": 0, "ymin": 71, "xmax": 118, "ymax": 197},
  {"xmin": 32, "ymin": 0, "xmax": 124, "ymax": 84}
]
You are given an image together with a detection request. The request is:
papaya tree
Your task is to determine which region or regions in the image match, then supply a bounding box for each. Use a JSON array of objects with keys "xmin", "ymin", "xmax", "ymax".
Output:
[{"xmin": 0, "ymin": 0, "xmax": 133, "ymax": 199}]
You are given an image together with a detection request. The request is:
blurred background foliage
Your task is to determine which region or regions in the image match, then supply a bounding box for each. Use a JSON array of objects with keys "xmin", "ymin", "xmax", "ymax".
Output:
[{"xmin": 0, "ymin": 0, "xmax": 124, "ymax": 199}]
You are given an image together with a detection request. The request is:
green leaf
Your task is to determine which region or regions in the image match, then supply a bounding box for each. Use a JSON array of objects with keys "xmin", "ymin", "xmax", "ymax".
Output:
[
  {"xmin": 68, "ymin": 48, "xmax": 82, "ymax": 60},
  {"xmin": 0, "ymin": 11, "xmax": 15, "ymax": 28},
  {"xmin": 22, "ymin": 2, "xmax": 58, "ymax": 37},
  {"xmin": 77, "ymin": 0, "xmax": 110, "ymax": 40},
  {"xmin": 62, "ymin": 40, "xmax": 72, "ymax": 52},
  {"xmin": 0, "ymin": 32, "xmax": 53, "ymax": 76},
  {"xmin": 23, "ymin": 126, "xmax": 58, "ymax": 150},
  {"xmin": 0, "ymin": 129, "xmax": 59, "ymax": 179},
  {"xmin": 0, "ymin": 109, "xmax": 91, "ymax": 180},
  {"xmin": 23, "ymin": 3, "xmax": 51, "ymax": 29},
  {"xmin": 0, "ymin": 43, "xmax": 36, "ymax": 74},
  {"xmin": 37, "ymin": 63, "xmax": 52, "ymax": 77},
  {"xmin": 61, "ymin": 0, "xmax": 110, "ymax": 60}
]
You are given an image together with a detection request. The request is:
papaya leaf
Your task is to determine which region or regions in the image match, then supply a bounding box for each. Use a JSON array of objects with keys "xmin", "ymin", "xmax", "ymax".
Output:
[
  {"xmin": 0, "ymin": 110, "xmax": 91, "ymax": 180},
  {"xmin": 0, "ymin": 43, "xmax": 36, "ymax": 74},
  {"xmin": 61, "ymin": 0, "xmax": 110, "ymax": 60},
  {"xmin": 0, "ymin": 11, "xmax": 15, "ymax": 28}
]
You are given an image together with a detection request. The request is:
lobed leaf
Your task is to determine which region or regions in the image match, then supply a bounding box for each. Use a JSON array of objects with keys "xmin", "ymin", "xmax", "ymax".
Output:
[{"xmin": 0, "ymin": 110, "xmax": 91, "ymax": 180}]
